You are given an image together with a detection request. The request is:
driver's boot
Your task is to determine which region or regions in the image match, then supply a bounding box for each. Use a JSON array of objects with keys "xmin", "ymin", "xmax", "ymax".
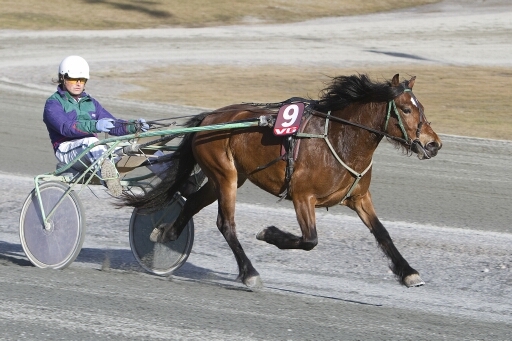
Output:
[{"xmin": 101, "ymin": 159, "xmax": 122, "ymax": 197}]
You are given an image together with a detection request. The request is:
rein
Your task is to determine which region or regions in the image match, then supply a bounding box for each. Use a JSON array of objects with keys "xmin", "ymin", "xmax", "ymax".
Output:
[
  {"xmin": 308, "ymin": 103, "xmax": 410, "ymax": 146},
  {"xmin": 249, "ymin": 95, "xmax": 413, "ymax": 146}
]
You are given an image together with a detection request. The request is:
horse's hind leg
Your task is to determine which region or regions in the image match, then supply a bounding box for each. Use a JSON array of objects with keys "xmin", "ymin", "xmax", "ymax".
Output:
[
  {"xmin": 154, "ymin": 181, "xmax": 217, "ymax": 242},
  {"xmin": 215, "ymin": 176, "xmax": 262, "ymax": 289},
  {"xmin": 347, "ymin": 192, "xmax": 424, "ymax": 287}
]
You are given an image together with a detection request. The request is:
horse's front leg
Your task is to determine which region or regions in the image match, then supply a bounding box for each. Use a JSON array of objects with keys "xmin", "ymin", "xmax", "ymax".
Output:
[
  {"xmin": 346, "ymin": 191, "xmax": 424, "ymax": 287},
  {"xmin": 257, "ymin": 196, "xmax": 318, "ymax": 250}
]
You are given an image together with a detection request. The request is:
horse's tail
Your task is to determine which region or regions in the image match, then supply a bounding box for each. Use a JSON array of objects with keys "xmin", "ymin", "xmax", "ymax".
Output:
[{"xmin": 120, "ymin": 112, "xmax": 209, "ymax": 211}]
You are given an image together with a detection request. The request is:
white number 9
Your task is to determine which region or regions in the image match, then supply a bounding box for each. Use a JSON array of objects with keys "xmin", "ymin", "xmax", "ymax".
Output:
[{"xmin": 281, "ymin": 104, "xmax": 299, "ymax": 127}]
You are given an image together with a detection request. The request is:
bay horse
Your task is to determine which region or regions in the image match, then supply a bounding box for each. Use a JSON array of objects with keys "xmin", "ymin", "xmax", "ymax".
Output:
[{"xmin": 122, "ymin": 73, "xmax": 442, "ymax": 288}]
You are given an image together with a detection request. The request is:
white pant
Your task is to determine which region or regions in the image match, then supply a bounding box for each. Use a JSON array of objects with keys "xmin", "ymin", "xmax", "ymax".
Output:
[{"xmin": 55, "ymin": 137, "xmax": 108, "ymax": 172}]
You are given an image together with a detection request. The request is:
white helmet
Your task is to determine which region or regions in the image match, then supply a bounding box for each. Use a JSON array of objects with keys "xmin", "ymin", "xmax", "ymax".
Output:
[{"xmin": 58, "ymin": 55, "xmax": 90, "ymax": 79}]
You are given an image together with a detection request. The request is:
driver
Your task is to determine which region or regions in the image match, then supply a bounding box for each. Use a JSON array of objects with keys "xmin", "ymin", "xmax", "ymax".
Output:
[{"xmin": 43, "ymin": 55, "xmax": 149, "ymax": 197}]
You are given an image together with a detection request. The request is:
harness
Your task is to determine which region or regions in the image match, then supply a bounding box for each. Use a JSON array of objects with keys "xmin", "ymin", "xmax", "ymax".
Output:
[
  {"xmin": 254, "ymin": 89, "xmax": 425, "ymax": 203},
  {"xmin": 294, "ymin": 110, "xmax": 373, "ymax": 204}
]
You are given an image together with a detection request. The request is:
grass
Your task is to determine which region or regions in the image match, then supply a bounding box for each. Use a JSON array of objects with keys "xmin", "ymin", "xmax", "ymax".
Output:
[
  {"xmin": 0, "ymin": 0, "xmax": 439, "ymax": 30},
  {"xmin": 108, "ymin": 64, "xmax": 512, "ymax": 140}
]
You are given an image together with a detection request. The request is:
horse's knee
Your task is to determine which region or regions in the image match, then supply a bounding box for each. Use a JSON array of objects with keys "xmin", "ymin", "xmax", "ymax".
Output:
[{"xmin": 302, "ymin": 237, "xmax": 318, "ymax": 251}]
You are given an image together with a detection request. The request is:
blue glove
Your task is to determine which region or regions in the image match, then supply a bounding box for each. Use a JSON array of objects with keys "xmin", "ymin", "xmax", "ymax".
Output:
[
  {"xmin": 96, "ymin": 118, "xmax": 115, "ymax": 133},
  {"xmin": 137, "ymin": 118, "xmax": 149, "ymax": 132}
]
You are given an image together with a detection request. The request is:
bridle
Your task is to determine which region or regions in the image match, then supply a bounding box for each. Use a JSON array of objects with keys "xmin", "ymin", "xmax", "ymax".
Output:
[
  {"xmin": 309, "ymin": 87, "xmax": 430, "ymax": 154},
  {"xmin": 386, "ymin": 88, "xmax": 432, "ymax": 159},
  {"xmin": 384, "ymin": 88, "xmax": 428, "ymax": 142}
]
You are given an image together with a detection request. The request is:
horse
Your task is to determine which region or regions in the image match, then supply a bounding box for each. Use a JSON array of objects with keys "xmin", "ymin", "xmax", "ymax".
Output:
[{"xmin": 122, "ymin": 73, "xmax": 442, "ymax": 289}]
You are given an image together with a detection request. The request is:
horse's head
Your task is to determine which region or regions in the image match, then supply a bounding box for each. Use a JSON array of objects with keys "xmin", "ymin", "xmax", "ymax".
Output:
[{"xmin": 386, "ymin": 74, "xmax": 442, "ymax": 160}]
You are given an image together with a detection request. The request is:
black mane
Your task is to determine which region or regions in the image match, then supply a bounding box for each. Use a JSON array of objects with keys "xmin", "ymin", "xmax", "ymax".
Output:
[{"xmin": 314, "ymin": 74, "xmax": 407, "ymax": 112}]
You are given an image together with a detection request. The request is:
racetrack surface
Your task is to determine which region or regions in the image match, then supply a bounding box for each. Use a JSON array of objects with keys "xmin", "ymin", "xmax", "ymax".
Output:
[{"xmin": 0, "ymin": 1, "xmax": 511, "ymax": 340}]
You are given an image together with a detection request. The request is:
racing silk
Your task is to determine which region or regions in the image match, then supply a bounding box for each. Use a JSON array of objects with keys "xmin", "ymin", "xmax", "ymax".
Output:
[{"xmin": 43, "ymin": 86, "xmax": 135, "ymax": 151}]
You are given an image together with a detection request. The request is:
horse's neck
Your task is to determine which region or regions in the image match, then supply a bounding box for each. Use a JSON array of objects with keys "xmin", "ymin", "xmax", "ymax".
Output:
[
  {"xmin": 333, "ymin": 103, "xmax": 386, "ymax": 141},
  {"xmin": 328, "ymin": 104, "xmax": 385, "ymax": 163}
]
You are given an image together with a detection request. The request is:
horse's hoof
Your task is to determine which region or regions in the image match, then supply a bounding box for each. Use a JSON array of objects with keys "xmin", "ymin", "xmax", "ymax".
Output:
[
  {"xmin": 149, "ymin": 228, "xmax": 162, "ymax": 243},
  {"xmin": 256, "ymin": 229, "xmax": 266, "ymax": 241},
  {"xmin": 404, "ymin": 274, "xmax": 425, "ymax": 287},
  {"xmin": 244, "ymin": 275, "xmax": 263, "ymax": 290}
]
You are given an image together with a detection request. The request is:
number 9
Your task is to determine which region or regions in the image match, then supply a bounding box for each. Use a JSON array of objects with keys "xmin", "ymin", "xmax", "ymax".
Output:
[{"xmin": 281, "ymin": 104, "xmax": 299, "ymax": 127}]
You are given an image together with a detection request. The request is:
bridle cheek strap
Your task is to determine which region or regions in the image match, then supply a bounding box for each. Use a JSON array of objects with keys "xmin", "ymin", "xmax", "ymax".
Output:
[{"xmin": 385, "ymin": 89, "xmax": 411, "ymax": 142}]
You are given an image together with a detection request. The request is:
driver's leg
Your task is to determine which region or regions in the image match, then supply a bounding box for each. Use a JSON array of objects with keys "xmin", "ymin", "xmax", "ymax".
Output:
[{"xmin": 55, "ymin": 137, "xmax": 122, "ymax": 196}]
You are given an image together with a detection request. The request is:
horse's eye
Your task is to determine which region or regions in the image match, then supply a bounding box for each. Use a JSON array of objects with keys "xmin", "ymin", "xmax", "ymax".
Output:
[{"xmin": 402, "ymin": 108, "xmax": 412, "ymax": 114}]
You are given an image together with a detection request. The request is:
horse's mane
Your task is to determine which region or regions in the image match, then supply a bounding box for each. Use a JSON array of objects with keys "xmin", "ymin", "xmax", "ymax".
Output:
[{"xmin": 314, "ymin": 74, "xmax": 407, "ymax": 112}]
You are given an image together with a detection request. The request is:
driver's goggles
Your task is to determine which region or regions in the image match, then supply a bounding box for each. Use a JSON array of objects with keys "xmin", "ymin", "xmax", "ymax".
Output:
[{"xmin": 65, "ymin": 77, "xmax": 87, "ymax": 84}]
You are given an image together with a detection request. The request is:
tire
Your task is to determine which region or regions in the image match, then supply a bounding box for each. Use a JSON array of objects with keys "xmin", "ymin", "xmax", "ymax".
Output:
[
  {"xmin": 19, "ymin": 181, "xmax": 86, "ymax": 269},
  {"xmin": 129, "ymin": 195, "xmax": 194, "ymax": 276}
]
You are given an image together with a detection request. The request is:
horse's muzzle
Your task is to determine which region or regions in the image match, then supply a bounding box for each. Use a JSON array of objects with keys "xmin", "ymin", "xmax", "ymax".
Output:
[{"xmin": 412, "ymin": 140, "xmax": 441, "ymax": 159}]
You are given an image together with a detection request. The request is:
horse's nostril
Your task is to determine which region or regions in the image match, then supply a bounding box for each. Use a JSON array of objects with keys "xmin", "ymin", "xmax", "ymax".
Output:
[{"xmin": 426, "ymin": 142, "xmax": 439, "ymax": 156}]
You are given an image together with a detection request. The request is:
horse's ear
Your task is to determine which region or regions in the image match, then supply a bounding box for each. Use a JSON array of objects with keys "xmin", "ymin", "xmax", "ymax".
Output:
[
  {"xmin": 391, "ymin": 74, "xmax": 400, "ymax": 86},
  {"xmin": 408, "ymin": 76, "xmax": 416, "ymax": 89}
]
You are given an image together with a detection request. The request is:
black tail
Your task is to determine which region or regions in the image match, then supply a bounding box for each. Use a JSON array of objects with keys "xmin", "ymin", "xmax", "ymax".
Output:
[{"xmin": 121, "ymin": 112, "xmax": 209, "ymax": 211}]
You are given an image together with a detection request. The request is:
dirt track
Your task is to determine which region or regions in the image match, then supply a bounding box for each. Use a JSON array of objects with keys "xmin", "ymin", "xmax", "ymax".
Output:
[{"xmin": 0, "ymin": 1, "xmax": 511, "ymax": 340}]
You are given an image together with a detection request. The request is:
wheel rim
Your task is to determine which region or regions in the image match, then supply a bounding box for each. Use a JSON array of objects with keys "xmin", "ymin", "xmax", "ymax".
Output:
[
  {"xmin": 129, "ymin": 195, "xmax": 193, "ymax": 276},
  {"xmin": 19, "ymin": 182, "xmax": 85, "ymax": 269}
]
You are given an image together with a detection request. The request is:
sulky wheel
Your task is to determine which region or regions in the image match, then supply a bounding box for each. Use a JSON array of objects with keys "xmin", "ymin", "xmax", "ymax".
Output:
[
  {"xmin": 129, "ymin": 194, "xmax": 194, "ymax": 276},
  {"xmin": 19, "ymin": 181, "xmax": 86, "ymax": 269}
]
